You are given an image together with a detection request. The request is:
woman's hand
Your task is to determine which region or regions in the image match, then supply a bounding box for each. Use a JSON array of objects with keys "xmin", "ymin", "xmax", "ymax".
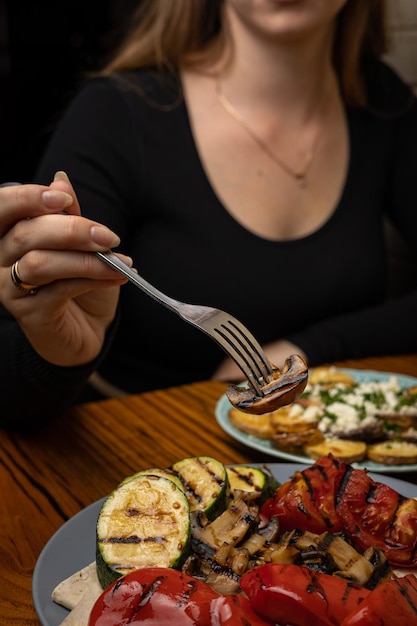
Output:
[
  {"xmin": 211, "ymin": 339, "xmax": 307, "ymax": 382},
  {"xmin": 0, "ymin": 172, "xmax": 130, "ymax": 367}
]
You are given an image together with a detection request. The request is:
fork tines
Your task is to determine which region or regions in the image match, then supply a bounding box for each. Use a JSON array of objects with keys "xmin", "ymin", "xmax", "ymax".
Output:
[{"xmin": 210, "ymin": 317, "xmax": 274, "ymax": 396}]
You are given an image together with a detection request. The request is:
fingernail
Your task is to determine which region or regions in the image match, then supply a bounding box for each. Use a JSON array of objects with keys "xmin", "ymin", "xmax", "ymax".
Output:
[
  {"xmin": 53, "ymin": 171, "xmax": 69, "ymax": 182},
  {"xmin": 42, "ymin": 190, "xmax": 74, "ymax": 208},
  {"xmin": 90, "ymin": 225, "xmax": 121, "ymax": 248}
]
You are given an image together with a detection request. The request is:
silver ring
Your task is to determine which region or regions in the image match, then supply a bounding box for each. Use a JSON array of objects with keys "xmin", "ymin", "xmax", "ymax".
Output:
[{"xmin": 11, "ymin": 260, "xmax": 39, "ymax": 296}]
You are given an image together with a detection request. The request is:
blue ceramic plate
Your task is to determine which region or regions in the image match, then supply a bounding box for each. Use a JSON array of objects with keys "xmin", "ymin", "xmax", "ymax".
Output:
[
  {"xmin": 215, "ymin": 369, "xmax": 417, "ymax": 473},
  {"xmin": 32, "ymin": 462, "xmax": 417, "ymax": 626}
]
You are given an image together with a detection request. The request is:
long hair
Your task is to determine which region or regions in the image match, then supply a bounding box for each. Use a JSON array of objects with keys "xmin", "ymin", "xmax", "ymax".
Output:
[
  {"xmin": 102, "ymin": 0, "xmax": 387, "ymax": 107},
  {"xmin": 334, "ymin": 0, "xmax": 388, "ymax": 106}
]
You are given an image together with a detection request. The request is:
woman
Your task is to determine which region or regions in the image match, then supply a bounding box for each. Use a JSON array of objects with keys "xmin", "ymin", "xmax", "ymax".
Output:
[{"xmin": 1, "ymin": 0, "xmax": 416, "ymax": 428}]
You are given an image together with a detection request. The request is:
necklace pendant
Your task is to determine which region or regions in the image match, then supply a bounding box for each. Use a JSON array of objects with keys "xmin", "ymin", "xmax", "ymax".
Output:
[{"xmin": 296, "ymin": 174, "xmax": 307, "ymax": 189}]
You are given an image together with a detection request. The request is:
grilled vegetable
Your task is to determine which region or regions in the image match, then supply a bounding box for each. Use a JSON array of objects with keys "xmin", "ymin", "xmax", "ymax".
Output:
[
  {"xmin": 261, "ymin": 454, "xmax": 417, "ymax": 568},
  {"xmin": 186, "ymin": 490, "xmax": 262, "ymax": 594},
  {"xmin": 271, "ymin": 426, "xmax": 324, "ymax": 453},
  {"xmin": 226, "ymin": 354, "xmax": 308, "ymax": 414},
  {"xmin": 88, "ymin": 567, "xmax": 274, "ymax": 626},
  {"xmin": 366, "ymin": 440, "xmax": 417, "ymax": 465},
  {"xmin": 190, "ymin": 490, "xmax": 260, "ymax": 556},
  {"xmin": 340, "ymin": 574, "xmax": 417, "ymax": 626},
  {"xmin": 273, "ymin": 528, "xmax": 392, "ymax": 588},
  {"xmin": 315, "ymin": 532, "xmax": 391, "ymax": 587},
  {"xmin": 304, "ymin": 437, "xmax": 367, "ymax": 463},
  {"xmin": 120, "ymin": 467, "xmax": 185, "ymax": 491},
  {"xmin": 171, "ymin": 456, "xmax": 230, "ymax": 520},
  {"xmin": 96, "ymin": 473, "xmax": 190, "ymax": 589},
  {"xmin": 335, "ymin": 465, "xmax": 417, "ymax": 567},
  {"xmin": 88, "ymin": 567, "xmax": 219, "ymax": 625},
  {"xmin": 226, "ymin": 465, "xmax": 279, "ymax": 504},
  {"xmin": 270, "ymin": 406, "xmax": 320, "ymax": 432},
  {"xmin": 260, "ymin": 454, "xmax": 345, "ymax": 534},
  {"xmin": 228, "ymin": 408, "xmax": 275, "ymax": 439},
  {"xmin": 308, "ymin": 367, "xmax": 356, "ymax": 386},
  {"xmin": 240, "ymin": 563, "xmax": 371, "ymax": 626}
]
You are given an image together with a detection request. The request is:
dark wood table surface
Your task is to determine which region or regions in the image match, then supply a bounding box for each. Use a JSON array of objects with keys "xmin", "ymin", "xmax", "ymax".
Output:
[{"xmin": 2, "ymin": 354, "xmax": 417, "ymax": 625}]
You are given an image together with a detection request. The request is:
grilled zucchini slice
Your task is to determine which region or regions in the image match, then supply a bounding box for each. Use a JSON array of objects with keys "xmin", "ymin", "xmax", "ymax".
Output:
[
  {"xmin": 96, "ymin": 473, "xmax": 190, "ymax": 589},
  {"xmin": 120, "ymin": 467, "xmax": 185, "ymax": 492},
  {"xmin": 170, "ymin": 456, "xmax": 230, "ymax": 520},
  {"xmin": 226, "ymin": 465, "xmax": 279, "ymax": 504}
]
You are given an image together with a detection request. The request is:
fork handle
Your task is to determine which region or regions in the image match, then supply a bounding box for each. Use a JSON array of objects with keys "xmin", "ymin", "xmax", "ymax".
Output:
[
  {"xmin": 96, "ymin": 250, "xmax": 185, "ymax": 314},
  {"xmin": 97, "ymin": 251, "xmax": 225, "ymax": 328}
]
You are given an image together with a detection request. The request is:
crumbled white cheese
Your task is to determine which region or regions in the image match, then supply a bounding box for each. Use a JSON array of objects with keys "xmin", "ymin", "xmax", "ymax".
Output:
[
  {"xmin": 301, "ymin": 375, "xmax": 416, "ymax": 437},
  {"xmin": 287, "ymin": 404, "xmax": 304, "ymax": 417},
  {"xmin": 301, "ymin": 405, "xmax": 324, "ymax": 421},
  {"xmin": 326, "ymin": 401, "xmax": 359, "ymax": 424}
]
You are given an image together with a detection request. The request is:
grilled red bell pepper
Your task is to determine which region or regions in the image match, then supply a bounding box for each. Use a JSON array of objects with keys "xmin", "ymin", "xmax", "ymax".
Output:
[
  {"xmin": 240, "ymin": 563, "xmax": 370, "ymax": 626},
  {"xmin": 260, "ymin": 454, "xmax": 346, "ymax": 533},
  {"xmin": 208, "ymin": 594, "xmax": 275, "ymax": 626},
  {"xmin": 261, "ymin": 454, "xmax": 417, "ymax": 568},
  {"xmin": 336, "ymin": 467, "xmax": 417, "ymax": 567},
  {"xmin": 340, "ymin": 573, "xmax": 417, "ymax": 625},
  {"xmin": 88, "ymin": 567, "xmax": 274, "ymax": 625}
]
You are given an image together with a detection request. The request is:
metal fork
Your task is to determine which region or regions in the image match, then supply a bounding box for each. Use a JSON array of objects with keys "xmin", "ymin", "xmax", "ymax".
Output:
[{"xmin": 96, "ymin": 250, "xmax": 274, "ymax": 395}]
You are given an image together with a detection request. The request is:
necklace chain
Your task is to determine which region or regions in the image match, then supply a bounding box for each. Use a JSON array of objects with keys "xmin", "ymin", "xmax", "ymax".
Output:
[{"xmin": 216, "ymin": 80, "xmax": 321, "ymax": 189}]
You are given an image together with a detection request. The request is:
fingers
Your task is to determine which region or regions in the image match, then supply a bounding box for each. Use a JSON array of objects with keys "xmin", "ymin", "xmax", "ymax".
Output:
[
  {"xmin": 0, "ymin": 172, "xmax": 127, "ymax": 367},
  {"xmin": 47, "ymin": 170, "xmax": 81, "ymax": 216},
  {"xmin": 0, "ymin": 212, "xmax": 121, "ymax": 266},
  {"xmin": 0, "ymin": 178, "xmax": 74, "ymax": 237},
  {"xmin": 8, "ymin": 249, "xmax": 132, "ymax": 293},
  {"xmin": 6, "ymin": 273, "xmax": 122, "ymax": 366}
]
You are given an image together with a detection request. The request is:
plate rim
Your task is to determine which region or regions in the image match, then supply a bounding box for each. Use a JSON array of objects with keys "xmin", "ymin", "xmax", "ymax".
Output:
[
  {"xmin": 215, "ymin": 368, "xmax": 417, "ymax": 474},
  {"xmin": 32, "ymin": 496, "xmax": 106, "ymax": 626}
]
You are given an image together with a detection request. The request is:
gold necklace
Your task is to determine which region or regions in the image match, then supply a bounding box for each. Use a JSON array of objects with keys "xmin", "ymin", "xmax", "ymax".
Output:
[{"xmin": 216, "ymin": 80, "xmax": 321, "ymax": 189}]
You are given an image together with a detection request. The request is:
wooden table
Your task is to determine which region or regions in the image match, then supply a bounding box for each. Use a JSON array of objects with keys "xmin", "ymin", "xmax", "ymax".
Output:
[{"xmin": 2, "ymin": 354, "xmax": 417, "ymax": 625}]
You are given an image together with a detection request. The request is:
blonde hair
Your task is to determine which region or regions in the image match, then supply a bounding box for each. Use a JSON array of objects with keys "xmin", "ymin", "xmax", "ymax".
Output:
[{"xmin": 102, "ymin": 0, "xmax": 387, "ymax": 107}]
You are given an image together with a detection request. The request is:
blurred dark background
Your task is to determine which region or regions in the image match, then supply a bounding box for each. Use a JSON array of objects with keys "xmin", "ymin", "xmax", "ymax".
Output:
[{"xmin": 0, "ymin": 0, "xmax": 138, "ymax": 182}]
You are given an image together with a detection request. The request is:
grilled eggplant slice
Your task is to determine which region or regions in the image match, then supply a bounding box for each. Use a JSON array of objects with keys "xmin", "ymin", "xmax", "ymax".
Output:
[
  {"xmin": 171, "ymin": 456, "xmax": 230, "ymax": 520},
  {"xmin": 96, "ymin": 473, "xmax": 190, "ymax": 589}
]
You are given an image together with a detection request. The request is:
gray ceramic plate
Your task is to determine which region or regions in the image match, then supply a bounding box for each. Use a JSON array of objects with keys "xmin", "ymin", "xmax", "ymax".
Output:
[
  {"xmin": 32, "ymin": 462, "xmax": 417, "ymax": 625},
  {"xmin": 216, "ymin": 369, "xmax": 417, "ymax": 473}
]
